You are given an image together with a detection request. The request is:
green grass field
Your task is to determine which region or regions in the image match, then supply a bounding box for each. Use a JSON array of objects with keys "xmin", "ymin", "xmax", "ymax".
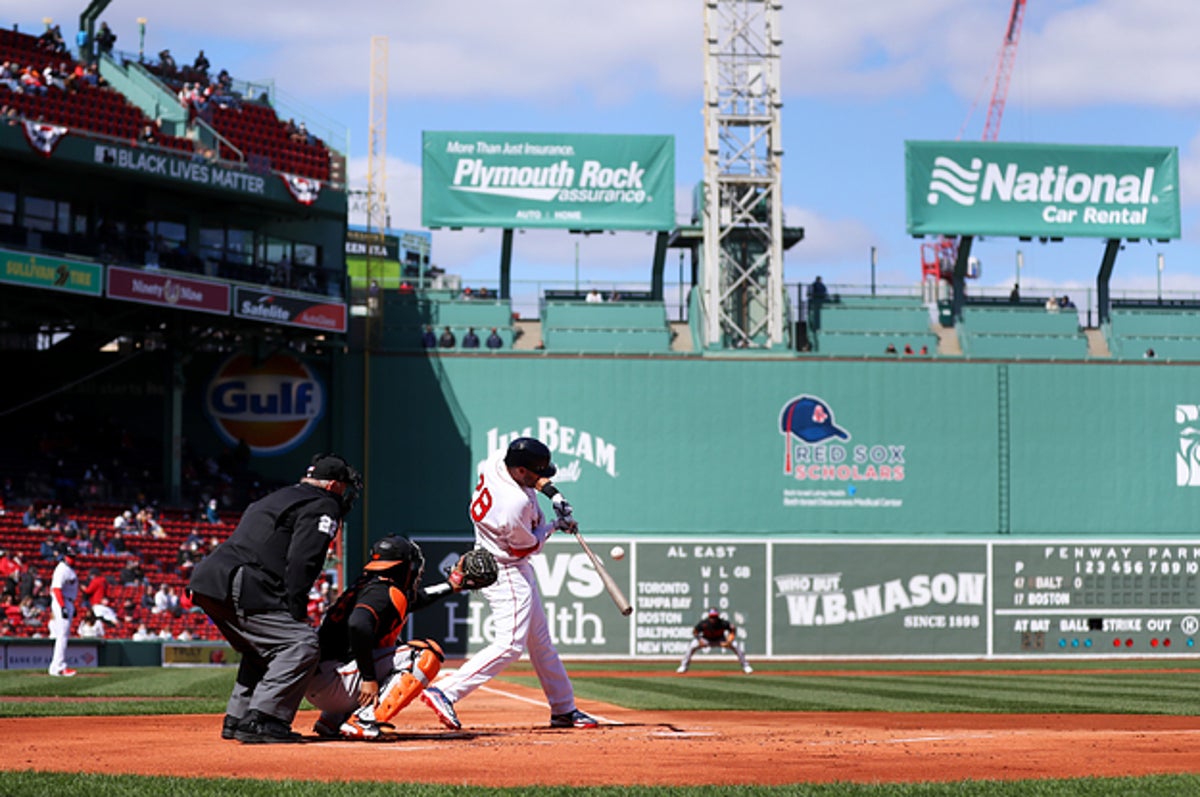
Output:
[{"xmin": 2, "ymin": 658, "xmax": 1199, "ymax": 796}]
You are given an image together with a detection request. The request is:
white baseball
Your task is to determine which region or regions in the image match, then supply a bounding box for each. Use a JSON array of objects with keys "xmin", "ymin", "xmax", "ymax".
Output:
[{"xmin": 609, "ymin": 545, "xmax": 625, "ymax": 560}]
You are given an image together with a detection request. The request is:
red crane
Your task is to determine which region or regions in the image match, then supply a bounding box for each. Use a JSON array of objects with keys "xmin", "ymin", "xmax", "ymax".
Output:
[
  {"xmin": 923, "ymin": 0, "xmax": 1028, "ymax": 286},
  {"xmin": 982, "ymin": 0, "xmax": 1028, "ymax": 142}
]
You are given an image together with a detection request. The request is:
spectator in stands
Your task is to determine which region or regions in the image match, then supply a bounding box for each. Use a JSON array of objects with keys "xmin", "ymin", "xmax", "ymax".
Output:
[
  {"xmin": 119, "ymin": 557, "xmax": 146, "ymax": 586},
  {"xmin": 178, "ymin": 540, "xmax": 203, "ymax": 574},
  {"xmin": 885, "ymin": 343, "xmax": 897, "ymax": 354},
  {"xmin": 586, "ymin": 288, "xmax": 603, "ymax": 303},
  {"xmin": 461, "ymin": 287, "xmax": 474, "ymax": 300},
  {"xmin": 37, "ymin": 24, "xmax": 67, "ymax": 55},
  {"xmin": 131, "ymin": 622, "xmax": 153, "ymax": 641},
  {"xmin": 139, "ymin": 123, "xmax": 159, "ymax": 146},
  {"xmin": 0, "ymin": 549, "xmax": 18, "ymax": 595},
  {"xmin": 77, "ymin": 607, "xmax": 105, "ymax": 638},
  {"xmin": 1145, "ymin": 348, "xmax": 1157, "ymax": 359},
  {"xmin": 609, "ymin": 290, "xmax": 622, "ymax": 302},
  {"xmin": 421, "ymin": 325, "xmax": 437, "ymax": 348},
  {"xmin": 398, "ymin": 281, "xmax": 414, "ymax": 296},
  {"xmin": 1044, "ymin": 296, "xmax": 1059, "ymax": 313},
  {"xmin": 205, "ymin": 498, "xmax": 220, "ymax": 524},
  {"xmin": 487, "ymin": 328, "xmax": 503, "ymax": 349},
  {"xmin": 1058, "ymin": 294, "xmax": 1075, "ymax": 309},
  {"xmin": 153, "ymin": 583, "xmax": 180, "ymax": 616},
  {"xmin": 95, "ymin": 22, "xmax": 116, "ymax": 55},
  {"xmin": 19, "ymin": 67, "xmax": 48, "ymax": 96},
  {"xmin": 83, "ymin": 63, "xmax": 104, "ymax": 88},
  {"xmin": 904, "ymin": 344, "xmax": 915, "ymax": 355},
  {"xmin": 1009, "ymin": 284, "xmax": 1020, "ymax": 303},
  {"xmin": 158, "ymin": 49, "xmax": 178, "ymax": 77},
  {"xmin": 478, "ymin": 287, "xmax": 491, "ymax": 299},
  {"xmin": 80, "ymin": 568, "xmax": 108, "ymax": 609},
  {"xmin": 193, "ymin": 50, "xmax": 211, "ymax": 78},
  {"xmin": 114, "ymin": 509, "xmax": 133, "ymax": 533},
  {"xmin": 462, "ymin": 327, "xmax": 480, "ymax": 349},
  {"xmin": 439, "ymin": 326, "xmax": 457, "ymax": 348},
  {"xmin": 90, "ymin": 597, "xmax": 118, "ymax": 625},
  {"xmin": 808, "ymin": 276, "xmax": 829, "ymax": 305},
  {"xmin": 42, "ymin": 63, "xmax": 67, "ymax": 92},
  {"xmin": 919, "ymin": 345, "xmax": 929, "ymax": 356}
]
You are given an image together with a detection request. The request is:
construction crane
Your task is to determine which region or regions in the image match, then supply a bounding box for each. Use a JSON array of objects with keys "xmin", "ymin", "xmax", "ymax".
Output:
[{"xmin": 922, "ymin": 0, "xmax": 1028, "ymax": 294}]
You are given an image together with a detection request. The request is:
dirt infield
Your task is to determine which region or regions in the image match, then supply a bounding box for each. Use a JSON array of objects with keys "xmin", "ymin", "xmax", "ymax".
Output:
[{"xmin": 3, "ymin": 674, "xmax": 1200, "ymax": 786}]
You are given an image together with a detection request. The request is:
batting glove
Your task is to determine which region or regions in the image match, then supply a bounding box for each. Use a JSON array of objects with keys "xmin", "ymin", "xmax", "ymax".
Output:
[{"xmin": 553, "ymin": 515, "xmax": 578, "ymax": 534}]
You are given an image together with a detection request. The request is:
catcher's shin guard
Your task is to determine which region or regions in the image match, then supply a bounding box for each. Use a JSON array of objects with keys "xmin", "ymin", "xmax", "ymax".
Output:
[{"xmin": 371, "ymin": 639, "xmax": 445, "ymax": 724}]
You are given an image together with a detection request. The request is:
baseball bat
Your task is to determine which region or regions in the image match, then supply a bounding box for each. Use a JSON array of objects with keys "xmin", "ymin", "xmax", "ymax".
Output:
[
  {"xmin": 574, "ymin": 529, "xmax": 633, "ymax": 616},
  {"xmin": 539, "ymin": 481, "xmax": 632, "ymax": 615}
]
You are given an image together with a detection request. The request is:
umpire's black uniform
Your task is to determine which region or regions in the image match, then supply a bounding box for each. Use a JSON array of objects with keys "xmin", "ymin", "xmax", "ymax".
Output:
[{"xmin": 189, "ymin": 453, "xmax": 359, "ymax": 743}]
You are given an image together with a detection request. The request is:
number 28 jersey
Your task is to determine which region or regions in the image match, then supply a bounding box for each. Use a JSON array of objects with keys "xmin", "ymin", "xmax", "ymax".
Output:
[{"xmin": 469, "ymin": 448, "xmax": 555, "ymax": 566}]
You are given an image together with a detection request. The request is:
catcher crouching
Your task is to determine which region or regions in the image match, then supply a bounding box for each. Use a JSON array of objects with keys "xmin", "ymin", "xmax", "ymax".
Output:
[{"xmin": 304, "ymin": 536, "xmax": 498, "ymax": 739}]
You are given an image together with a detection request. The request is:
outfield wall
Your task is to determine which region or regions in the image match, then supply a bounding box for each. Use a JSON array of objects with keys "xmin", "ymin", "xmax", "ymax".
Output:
[{"xmin": 367, "ymin": 354, "xmax": 1200, "ymax": 537}]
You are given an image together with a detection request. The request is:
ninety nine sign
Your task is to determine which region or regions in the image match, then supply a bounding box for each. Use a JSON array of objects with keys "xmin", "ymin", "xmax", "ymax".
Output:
[
  {"xmin": 422, "ymin": 131, "xmax": 675, "ymax": 231},
  {"xmin": 106, "ymin": 266, "xmax": 230, "ymax": 315},
  {"xmin": 234, "ymin": 287, "xmax": 347, "ymax": 333},
  {"xmin": 905, "ymin": 141, "xmax": 1180, "ymax": 239}
]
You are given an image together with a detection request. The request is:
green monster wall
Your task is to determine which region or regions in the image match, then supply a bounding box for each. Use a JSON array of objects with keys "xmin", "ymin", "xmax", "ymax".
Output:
[{"xmin": 365, "ymin": 355, "xmax": 1200, "ymax": 537}]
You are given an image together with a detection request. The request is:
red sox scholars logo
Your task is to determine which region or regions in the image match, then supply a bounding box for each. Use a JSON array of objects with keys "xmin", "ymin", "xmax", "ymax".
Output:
[
  {"xmin": 204, "ymin": 352, "xmax": 325, "ymax": 455},
  {"xmin": 779, "ymin": 394, "xmax": 905, "ymax": 486}
]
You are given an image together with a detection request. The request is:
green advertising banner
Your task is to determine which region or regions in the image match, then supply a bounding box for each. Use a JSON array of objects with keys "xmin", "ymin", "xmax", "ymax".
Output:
[
  {"xmin": 905, "ymin": 141, "xmax": 1180, "ymax": 239},
  {"xmin": 422, "ymin": 131, "xmax": 675, "ymax": 231},
  {"xmin": 0, "ymin": 248, "xmax": 103, "ymax": 295}
]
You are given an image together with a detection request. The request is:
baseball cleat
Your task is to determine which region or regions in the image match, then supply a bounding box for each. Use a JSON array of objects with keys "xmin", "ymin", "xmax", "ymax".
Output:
[
  {"xmin": 420, "ymin": 686, "xmax": 462, "ymax": 730},
  {"xmin": 675, "ymin": 665, "xmax": 688, "ymax": 674},
  {"xmin": 221, "ymin": 714, "xmax": 242, "ymax": 740},
  {"xmin": 743, "ymin": 665, "xmax": 754, "ymax": 674},
  {"xmin": 51, "ymin": 668, "xmax": 77, "ymax": 677},
  {"xmin": 550, "ymin": 709, "xmax": 599, "ymax": 729},
  {"xmin": 339, "ymin": 716, "xmax": 393, "ymax": 740}
]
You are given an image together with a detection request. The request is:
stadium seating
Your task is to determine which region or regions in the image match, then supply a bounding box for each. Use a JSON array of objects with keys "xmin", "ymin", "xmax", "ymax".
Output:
[
  {"xmin": 380, "ymin": 293, "xmax": 517, "ymax": 351},
  {"xmin": 957, "ymin": 305, "xmax": 1087, "ymax": 360},
  {"xmin": 541, "ymin": 300, "xmax": 672, "ymax": 353},
  {"xmin": 1107, "ymin": 305, "xmax": 1200, "ymax": 361},
  {"xmin": 807, "ymin": 296, "xmax": 937, "ymax": 356},
  {"xmin": 0, "ymin": 29, "xmax": 193, "ymax": 150},
  {"xmin": 0, "ymin": 504, "xmax": 231, "ymax": 641}
]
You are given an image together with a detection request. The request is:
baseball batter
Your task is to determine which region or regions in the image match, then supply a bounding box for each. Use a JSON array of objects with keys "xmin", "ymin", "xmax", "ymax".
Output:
[
  {"xmin": 48, "ymin": 552, "xmax": 78, "ymax": 677},
  {"xmin": 421, "ymin": 437, "xmax": 598, "ymax": 730},
  {"xmin": 304, "ymin": 536, "xmax": 496, "ymax": 739},
  {"xmin": 676, "ymin": 608, "xmax": 753, "ymax": 674}
]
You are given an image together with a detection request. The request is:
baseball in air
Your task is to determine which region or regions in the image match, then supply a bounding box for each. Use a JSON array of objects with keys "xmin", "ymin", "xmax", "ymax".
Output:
[{"xmin": 609, "ymin": 546, "xmax": 625, "ymax": 561}]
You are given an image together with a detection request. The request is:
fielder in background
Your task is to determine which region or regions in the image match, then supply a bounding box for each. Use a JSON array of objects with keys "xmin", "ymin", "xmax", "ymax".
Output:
[
  {"xmin": 189, "ymin": 453, "xmax": 362, "ymax": 744},
  {"xmin": 676, "ymin": 607, "xmax": 753, "ymax": 674},
  {"xmin": 421, "ymin": 437, "xmax": 599, "ymax": 730},
  {"xmin": 47, "ymin": 552, "xmax": 79, "ymax": 677},
  {"xmin": 305, "ymin": 536, "xmax": 497, "ymax": 739}
]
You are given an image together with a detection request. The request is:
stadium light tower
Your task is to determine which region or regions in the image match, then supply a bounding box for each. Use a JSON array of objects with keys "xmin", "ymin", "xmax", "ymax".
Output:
[
  {"xmin": 367, "ymin": 36, "xmax": 389, "ymax": 239},
  {"xmin": 701, "ymin": 0, "xmax": 786, "ymax": 349}
]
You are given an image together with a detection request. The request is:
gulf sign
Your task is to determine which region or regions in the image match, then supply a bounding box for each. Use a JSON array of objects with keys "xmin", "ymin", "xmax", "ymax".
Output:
[{"xmin": 204, "ymin": 352, "xmax": 325, "ymax": 455}]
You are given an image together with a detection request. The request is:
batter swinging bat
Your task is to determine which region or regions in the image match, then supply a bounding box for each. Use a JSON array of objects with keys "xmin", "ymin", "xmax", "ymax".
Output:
[
  {"xmin": 540, "ymin": 481, "xmax": 632, "ymax": 616},
  {"xmin": 574, "ymin": 528, "xmax": 633, "ymax": 616}
]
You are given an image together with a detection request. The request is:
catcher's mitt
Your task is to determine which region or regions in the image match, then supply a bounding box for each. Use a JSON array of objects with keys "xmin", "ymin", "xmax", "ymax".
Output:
[{"xmin": 448, "ymin": 548, "xmax": 498, "ymax": 591}]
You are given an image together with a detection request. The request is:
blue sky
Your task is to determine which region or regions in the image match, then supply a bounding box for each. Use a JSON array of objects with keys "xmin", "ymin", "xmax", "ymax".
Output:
[{"xmin": 15, "ymin": 1, "xmax": 1200, "ymax": 313}]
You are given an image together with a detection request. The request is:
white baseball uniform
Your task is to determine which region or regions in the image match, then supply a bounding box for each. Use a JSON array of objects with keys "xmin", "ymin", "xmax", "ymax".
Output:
[
  {"xmin": 48, "ymin": 558, "xmax": 78, "ymax": 675},
  {"xmin": 432, "ymin": 448, "xmax": 578, "ymax": 714}
]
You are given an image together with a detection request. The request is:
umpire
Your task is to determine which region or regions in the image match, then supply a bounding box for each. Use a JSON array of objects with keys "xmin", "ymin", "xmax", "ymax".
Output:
[{"xmin": 189, "ymin": 453, "xmax": 362, "ymax": 744}]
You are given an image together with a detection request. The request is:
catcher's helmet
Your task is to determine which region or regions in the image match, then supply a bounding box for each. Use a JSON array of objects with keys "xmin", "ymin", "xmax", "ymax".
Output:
[
  {"xmin": 504, "ymin": 437, "xmax": 557, "ymax": 478},
  {"xmin": 305, "ymin": 453, "xmax": 363, "ymax": 514},
  {"xmin": 364, "ymin": 535, "xmax": 424, "ymax": 593}
]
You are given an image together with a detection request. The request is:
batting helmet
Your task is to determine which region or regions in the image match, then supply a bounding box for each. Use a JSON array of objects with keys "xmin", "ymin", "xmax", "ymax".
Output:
[
  {"xmin": 504, "ymin": 437, "xmax": 557, "ymax": 478},
  {"xmin": 364, "ymin": 535, "xmax": 424, "ymax": 593}
]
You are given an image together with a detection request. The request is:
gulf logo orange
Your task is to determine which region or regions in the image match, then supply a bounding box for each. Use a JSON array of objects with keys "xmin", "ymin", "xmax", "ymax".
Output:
[{"xmin": 204, "ymin": 352, "xmax": 325, "ymax": 455}]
